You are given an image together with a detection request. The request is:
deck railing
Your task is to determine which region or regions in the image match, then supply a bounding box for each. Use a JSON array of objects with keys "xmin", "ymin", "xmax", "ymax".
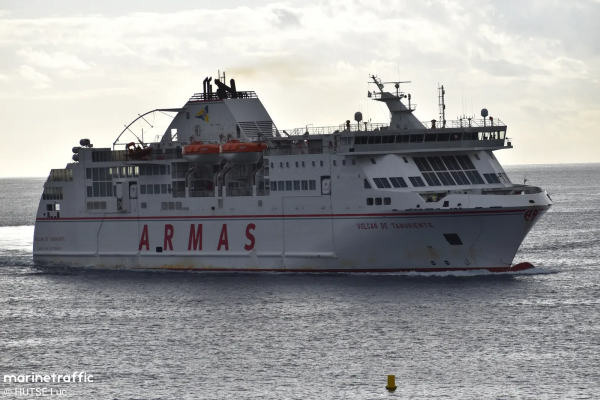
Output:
[{"xmin": 342, "ymin": 139, "xmax": 508, "ymax": 154}]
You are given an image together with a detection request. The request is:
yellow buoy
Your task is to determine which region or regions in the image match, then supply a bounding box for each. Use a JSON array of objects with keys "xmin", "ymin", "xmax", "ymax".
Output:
[{"xmin": 386, "ymin": 375, "xmax": 397, "ymax": 391}]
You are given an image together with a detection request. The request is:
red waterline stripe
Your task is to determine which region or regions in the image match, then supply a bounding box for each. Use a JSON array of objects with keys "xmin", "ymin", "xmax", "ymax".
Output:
[
  {"xmin": 36, "ymin": 208, "xmax": 538, "ymax": 222},
  {"xmin": 140, "ymin": 266, "xmax": 529, "ymax": 273}
]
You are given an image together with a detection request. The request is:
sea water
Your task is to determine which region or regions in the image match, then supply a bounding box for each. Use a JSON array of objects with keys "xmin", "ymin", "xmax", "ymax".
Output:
[{"xmin": 0, "ymin": 165, "xmax": 599, "ymax": 399}]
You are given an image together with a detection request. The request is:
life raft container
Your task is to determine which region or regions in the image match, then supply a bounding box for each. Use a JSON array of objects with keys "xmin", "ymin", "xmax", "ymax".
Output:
[
  {"xmin": 182, "ymin": 141, "xmax": 222, "ymax": 165},
  {"xmin": 220, "ymin": 140, "xmax": 268, "ymax": 164}
]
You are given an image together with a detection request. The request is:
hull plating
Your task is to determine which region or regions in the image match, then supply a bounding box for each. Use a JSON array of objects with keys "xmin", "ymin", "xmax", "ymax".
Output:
[{"xmin": 33, "ymin": 208, "xmax": 547, "ymax": 272}]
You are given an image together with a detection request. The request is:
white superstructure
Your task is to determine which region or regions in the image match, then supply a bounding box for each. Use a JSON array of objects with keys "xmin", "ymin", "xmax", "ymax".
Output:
[{"xmin": 33, "ymin": 74, "xmax": 552, "ymax": 272}]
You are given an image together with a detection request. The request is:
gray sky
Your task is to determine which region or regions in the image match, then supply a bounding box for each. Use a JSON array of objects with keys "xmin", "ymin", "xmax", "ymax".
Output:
[{"xmin": 1, "ymin": 0, "xmax": 599, "ymax": 176}]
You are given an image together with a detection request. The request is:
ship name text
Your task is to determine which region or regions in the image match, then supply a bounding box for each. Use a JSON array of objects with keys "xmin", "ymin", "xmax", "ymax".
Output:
[{"xmin": 357, "ymin": 222, "xmax": 434, "ymax": 230}]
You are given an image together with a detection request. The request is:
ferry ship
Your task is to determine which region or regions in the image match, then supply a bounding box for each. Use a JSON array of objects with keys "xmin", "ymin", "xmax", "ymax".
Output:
[{"xmin": 33, "ymin": 73, "xmax": 552, "ymax": 272}]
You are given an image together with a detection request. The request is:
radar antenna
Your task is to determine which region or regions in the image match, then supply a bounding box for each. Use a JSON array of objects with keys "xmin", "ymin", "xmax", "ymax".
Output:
[{"xmin": 382, "ymin": 80, "xmax": 411, "ymax": 97}]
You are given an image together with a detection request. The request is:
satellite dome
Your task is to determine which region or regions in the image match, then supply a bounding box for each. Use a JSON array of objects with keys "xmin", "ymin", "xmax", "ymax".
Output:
[
  {"xmin": 481, "ymin": 108, "xmax": 488, "ymax": 118},
  {"xmin": 354, "ymin": 112, "xmax": 363, "ymax": 122}
]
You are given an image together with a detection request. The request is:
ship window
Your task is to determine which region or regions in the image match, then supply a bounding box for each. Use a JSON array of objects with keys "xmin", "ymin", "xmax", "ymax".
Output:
[
  {"xmin": 186, "ymin": 112, "xmax": 190, "ymax": 119},
  {"xmin": 502, "ymin": 173, "xmax": 511, "ymax": 183},
  {"xmin": 133, "ymin": 166, "xmax": 139, "ymax": 177},
  {"xmin": 160, "ymin": 165, "xmax": 166, "ymax": 175},
  {"xmin": 151, "ymin": 165, "xmax": 158, "ymax": 175},
  {"xmin": 410, "ymin": 134, "xmax": 424, "ymax": 143},
  {"xmin": 278, "ymin": 181, "xmax": 284, "ymax": 191},
  {"xmin": 46, "ymin": 204, "xmax": 53, "ymax": 211},
  {"xmin": 367, "ymin": 198, "xmax": 374, "ymax": 205},
  {"xmin": 484, "ymin": 173, "xmax": 501, "ymax": 184},
  {"xmin": 474, "ymin": 154, "xmax": 480, "ymax": 160},
  {"xmin": 437, "ymin": 172, "xmax": 456, "ymax": 186},
  {"xmin": 309, "ymin": 180, "xmax": 316, "ymax": 190},
  {"xmin": 364, "ymin": 179, "xmax": 371, "ymax": 189},
  {"xmin": 271, "ymin": 182, "xmax": 277, "ymax": 191},
  {"xmin": 271, "ymin": 162, "xmax": 274, "ymax": 168},
  {"xmin": 119, "ymin": 166, "xmax": 126, "ymax": 177},
  {"xmin": 408, "ymin": 176, "xmax": 426, "ymax": 187},
  {"xmin": 402, "ymin": 157, "xmax": 408, "ymax": 163},
  {"xmin": 375, "ymin": 198, "xmax": 382, "ymax": 205},
  {"xmin": 427, "ymin": 157, "xmax": 447, "ymax": 171},
  {"xmin": 368, "ymin": 136, "xmax": 375, "ymax": 144},
  {"xmin": 374, "ymin": 136, "xmax": 382, "ymax": 144},
  {"xmin": 296, "ymin": 161, "xmax": 299, "ymax": 168},
  {"xmin": 154, "ymin": 184, "xmax": 160, "ymax": 194},
  {"xmin": 169, "ymin": 202, "xmax": 175, "ymax": 210},
  {"xmin": 384, "ymin": 197, "xmax": 391, "ymax": 205},
  {"xmin": 93, "ymin": 182, "xmax": 100, "ymax": 197},
  {"xmin": 294, "ymin": 181, "xmax": 300, "ymax": 191},
  {"xmin": 422, "ymin": 173, "xmax": 441, "ymax": 186},
  {"xmin": 441, "ymin": 156, "xmax": 461, "ymax": 171},
  {"xmin": 301, "ymin": 180, "xmax": 308, "ymax": 190},
  {"xmin": 141, "ymin": 202, "xmax": 147, "ymax": 209},
  {"xmin": 373, "ymin": 178, "xmax": 391, "ymax": 188},
  {"xmin": 286, "ymin": 162, "xmax": 290, "ymax": 168},
  {"xmin": 451, "ymin": 171, "xmax": 469, "ymax": 185},
  {"xmin": 312, "ymin": 161, "xmax": 316, "ymax": 167},
  {"xmin": 413, "ymin": 157, "xmax": 432, "ymax": 172},
  {"xmin": 342, "ymin": 160, "xmax": 346, "ymax": 166},
  {"xmin": 92, "ymin": 168, "xmax": 99, "ymax": 181},
  {"xmin": 333, "ymin": 160, "xmax": 337, "ymax": 166},
  {"xmin": 87, "ymin": 186, "xmax": 92, "ymax": 197},
  {"xmin": 176, "ymin": 202, "xmax": 182, "ymax": 210},
  {"xmin": 464, "ymin": 170, "xmax": 485, "ymax": 185},
  {"xmin": 100, "ymin": 183, "xmax": 107, "ymax": 197},
  {"xmin": 140, "ymin": 185, "xmax": 147, "ymax": 194},
  {"xmin": 320, "ymin": 161, "xmax": 324, "ymax": 167},
  {"xmin": 161, "ymin": 184, "xmax": 168, "ymax": 194},
  {"xmin": 455, "ymin": 155, "xmax": 476, "ymax": 170},
  {"xmin": 286, "ymin": 181, "xmax": 292, "ymax": 191},
  {"xmin": 149, "ymin": 185, "xmax": 155, "ymax": 194},
  {"xmin": 93, "ymin": 201, "xmax": 100, "ymax": 209},
  {"xmin": 161, "ymin": 202, "xmax": 168, "ymax": 210},
  {"xmin": 370, "ymin": 158, "xmax": 376, "ymax": 164},
  {"xmin": 302, "ymin": 161, "xmax": 305, "ymax": 167},
  {"xmin": 389, "ymin": 177, "xmax": 408, "ymax": 188},
  {"xmin": 86, "ymin": 168, "xmax": 92, "ymax": 179},
  {"xmin": 280, "ymin": 162, "xmax": 283, "ymax": 168},
  {"xmin": 381, "ymin": 136, "xmax": 389, "ymax": 144}
]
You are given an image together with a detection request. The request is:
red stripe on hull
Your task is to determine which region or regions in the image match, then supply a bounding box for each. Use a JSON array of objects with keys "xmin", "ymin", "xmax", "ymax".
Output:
[
  {"xmin": 35, "ymin": 208, "xmax": 544, "ymax": 222},
  {"xmin": 142, "ymin": 262, "xmax": 535, "ymax": 273}
]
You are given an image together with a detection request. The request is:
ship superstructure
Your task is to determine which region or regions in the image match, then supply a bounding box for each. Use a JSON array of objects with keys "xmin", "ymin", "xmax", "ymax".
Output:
[{"xmin": 33, "ymin": 74, "xmax": 552, "ymax": 272}]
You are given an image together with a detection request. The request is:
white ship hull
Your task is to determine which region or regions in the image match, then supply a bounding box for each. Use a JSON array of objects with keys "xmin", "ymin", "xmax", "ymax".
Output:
[{"xmin": 33, "ymin": 206, "xmax": 548, "ymax": 272}]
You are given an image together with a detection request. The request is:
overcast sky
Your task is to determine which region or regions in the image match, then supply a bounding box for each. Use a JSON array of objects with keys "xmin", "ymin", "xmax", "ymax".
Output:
[{"xmin": 1, "ymin": 0, "xmax": 599, "ymax": 176}]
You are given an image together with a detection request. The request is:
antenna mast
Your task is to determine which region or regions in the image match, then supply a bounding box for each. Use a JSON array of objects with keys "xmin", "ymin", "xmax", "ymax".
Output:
[{"xmin": 438, "ymin": 84, "xmax": 446, "ymax": 128}]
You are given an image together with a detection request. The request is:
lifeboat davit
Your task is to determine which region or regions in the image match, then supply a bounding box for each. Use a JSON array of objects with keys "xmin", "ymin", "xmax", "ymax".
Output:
[
  {"xmin": 220, "ymin": 140, "xmax": 268, "ymax": 164},
  {"xmin": 182, "ymin": 141, "xmax": 222, "ymax": 165}
]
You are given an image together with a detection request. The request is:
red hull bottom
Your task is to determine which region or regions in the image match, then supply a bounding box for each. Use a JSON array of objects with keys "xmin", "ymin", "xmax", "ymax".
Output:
[{"xmin": 144, "ymin": 262, "xmax": 536, "ymax": 273}]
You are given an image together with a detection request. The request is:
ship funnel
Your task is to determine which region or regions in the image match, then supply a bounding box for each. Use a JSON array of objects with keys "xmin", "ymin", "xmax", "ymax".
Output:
[{"xmin": 230, "ymin": 79, "xmax": 238, "ymax": 98}]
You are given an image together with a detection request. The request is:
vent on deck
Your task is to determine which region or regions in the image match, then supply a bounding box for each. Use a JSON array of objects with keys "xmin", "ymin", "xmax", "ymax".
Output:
[{"xmin": 239, "ymin": 121, "xmax": 276, "ymax": 138}]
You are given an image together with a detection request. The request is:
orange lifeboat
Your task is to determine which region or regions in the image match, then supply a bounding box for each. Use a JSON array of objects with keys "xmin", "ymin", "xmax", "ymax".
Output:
[
  {"xmin": 220, "ymin": 140, "xmax": 268, "ymax": 164},
  {"xmin": 182, "ymin": 141, "xmax": 222, "ymax": 165}
]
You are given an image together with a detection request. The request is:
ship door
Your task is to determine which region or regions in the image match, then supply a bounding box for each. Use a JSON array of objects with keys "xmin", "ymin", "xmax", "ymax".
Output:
[{"xmin": 116, "ymin": 182, "xmax": 133, "ymax": 212}]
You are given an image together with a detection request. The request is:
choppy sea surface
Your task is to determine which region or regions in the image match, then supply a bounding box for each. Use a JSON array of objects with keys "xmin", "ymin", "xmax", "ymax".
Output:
[{"xmin": 1, "ymin": 164, "xmax": 599, "ymax": 399}]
